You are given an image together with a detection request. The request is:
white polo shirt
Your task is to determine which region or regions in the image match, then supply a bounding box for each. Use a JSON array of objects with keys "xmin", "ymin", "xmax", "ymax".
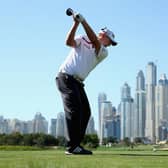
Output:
[{"xmin": 59, "ymin": 35, "xmax": 108, "ymax": 81}]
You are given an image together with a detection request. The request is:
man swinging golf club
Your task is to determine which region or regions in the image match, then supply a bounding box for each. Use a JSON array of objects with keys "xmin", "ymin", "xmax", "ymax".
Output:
[{"xmin": 56, "ymin": 8, "xmax": 118, "ymax": 155}]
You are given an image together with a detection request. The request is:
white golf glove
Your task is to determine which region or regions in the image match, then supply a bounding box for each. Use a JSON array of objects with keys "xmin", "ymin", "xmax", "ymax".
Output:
[{"xmin": 74, "ymin": 13, "xmax": 85, "ymax": 22}]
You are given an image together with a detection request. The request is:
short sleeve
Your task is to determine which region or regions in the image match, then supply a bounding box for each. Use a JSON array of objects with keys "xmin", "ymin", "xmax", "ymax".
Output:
[
  {"xmin": 74, "ymin": 35, "xmax": 83, "ymax": 47},
  {"xmin": 97, "ymin": 45, "xmax": 108, "ymax": 60}
]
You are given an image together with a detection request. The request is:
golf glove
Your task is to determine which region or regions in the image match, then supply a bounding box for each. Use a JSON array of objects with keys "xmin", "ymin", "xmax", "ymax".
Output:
[{"xmin": 75, "ymin": 13, "xmax": 85, "ymax": 22}]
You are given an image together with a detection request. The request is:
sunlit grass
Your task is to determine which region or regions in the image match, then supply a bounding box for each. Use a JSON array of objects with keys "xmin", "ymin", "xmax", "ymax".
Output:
[{"xmin": 0, "ymin": 146, "xmax": 168, "ymax": 168}]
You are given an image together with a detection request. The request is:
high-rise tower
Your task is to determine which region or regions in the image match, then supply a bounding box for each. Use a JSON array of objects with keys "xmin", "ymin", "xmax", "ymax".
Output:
[
  {"xmin": 134, "ymin": 70, "xmax": 146, "ymax": 138},
  {"xmin": 155, "ymin": 74, "xmax": 168, "ymax": 141},
  {"xmin": 33, "ymin": 112, "xmax": 48, "ymax": 134},
  {"xmin": 100, "ymin": 101, "xmax": 112, "ymax": 144},
  {"xmin": 56, "ymin": 112, "xmax": 65, "ymax": 138},
  {"xmin": 120, "ymin": 82, "xmax": 134, "ymax": 140},
  {"xmin": 98, "ymin": 93, "xmax": 107, "ymax": 138},
  {"xmin": 145, "ymin": 62, "xmax": 157, "ymax": 142},
  {"xmin": 50, "ymin": 118, "xmax": 57, "ymax": 137}
]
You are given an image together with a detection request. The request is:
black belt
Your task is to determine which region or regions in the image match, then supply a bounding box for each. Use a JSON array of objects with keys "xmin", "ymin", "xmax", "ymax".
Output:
[{"xmin": 58, "ymin": 72, "xmax": 84, "ymax": 84}]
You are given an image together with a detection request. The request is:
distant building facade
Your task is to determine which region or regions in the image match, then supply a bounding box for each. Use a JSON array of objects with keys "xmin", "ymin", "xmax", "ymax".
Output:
[
  {"xmin": 120, "ymin": 83, "xmax": 134, "ymax": 140},
  {"xmin": 145, "ymin": 62, "xmax": 157, "ymax": 142},
  {"xmin": 86, "ymin": 116, "xmax": 96, "ymax": 134},
  {"xmin": 33, "ymin": 112, "xmax": 48, "ymax": 134},
  {"xmin": 56, "ymin": 112, "xmax": 65, "ymax": 138},
  {"xmin": 155, "ymin": 74, "xmax": 168, "ymax": 141},
  {"xmin": 134, "ymin": 70, "xmax": 146, "ymax": 138},
  {"xmin": 50, "ymin": 118, "xmax": 57, "ymax": 137}
]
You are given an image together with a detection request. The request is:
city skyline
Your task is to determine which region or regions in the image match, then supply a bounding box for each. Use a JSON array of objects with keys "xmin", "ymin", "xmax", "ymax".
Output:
[
  {"xmin": 1, "ymin": 61, "xmax": 168, "ymax": 142},
  {"xmin": 1, "ymin": 61, "xmax": 168, "ymax": 134},
  {"xmin": 98, "ymin": 62, "xmax": 168, "ymax": 142},
  {"xmin": 0, "ymin": 111, "xmax": 96, "ymax": 138}
]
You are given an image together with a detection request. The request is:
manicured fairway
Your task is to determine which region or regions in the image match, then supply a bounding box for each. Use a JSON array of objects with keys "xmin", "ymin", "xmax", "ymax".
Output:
[{"xmin": 0, "ymin": 149, "xmax": 168, "ymax": 168}]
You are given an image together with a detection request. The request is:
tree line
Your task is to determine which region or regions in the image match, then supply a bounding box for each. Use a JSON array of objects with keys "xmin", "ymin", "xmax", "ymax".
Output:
[{"xmin": 0, "ymin": 132, "xmax": 99, "ymax": 148}]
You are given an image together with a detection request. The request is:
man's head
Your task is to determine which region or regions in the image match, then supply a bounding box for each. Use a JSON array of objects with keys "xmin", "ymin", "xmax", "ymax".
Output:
[{"xmin": 98, "ymin": 27, "xmax": 117, "ymax": 47}]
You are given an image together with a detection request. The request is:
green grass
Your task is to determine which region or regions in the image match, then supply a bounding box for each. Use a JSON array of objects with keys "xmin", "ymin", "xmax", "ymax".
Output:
[
  {"xmin": 0, "ymin": 146, "xmax": 168, "ymax": 168},
  {"xmin": 0, "ymin": 145, "xmax": 45, "ymax": 151}
]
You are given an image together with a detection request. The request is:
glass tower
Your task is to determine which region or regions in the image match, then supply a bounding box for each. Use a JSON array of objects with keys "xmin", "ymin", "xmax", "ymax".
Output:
[
  {"xmin": 56, "ymin": 112, "xmax": 65, "ymax": 138},
  {"xmin": 98, "ymin": 93, "xmax": 107, "ymax": 139},
  {"xmin": 99, "ymin": 101, "xmax": 112, "ymax": 144},
  {"xmin": 145, "ymin": 62, "xmax": 157, "ymax": 142},
  {"xmin": 134, "ymin": 70, "xmax": 146, "ymax": 138},
  {"xmin": 155, "ymin": 74, "xmax": 168, "ymax": 141},
  {"xmin": 120, "ymin": 83, "xmax": 134, "ymax": 140}
]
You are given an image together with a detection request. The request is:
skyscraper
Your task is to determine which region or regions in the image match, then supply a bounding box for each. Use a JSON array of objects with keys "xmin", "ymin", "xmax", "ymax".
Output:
[
  {"xmin": 0, "ymin": 116, "xmax": 8, "ymax": 134},
  {"xmin": 56, "ymin": 112, "xmax": 65, "ymax": 138},
  {"xmin": 134, "ymin": 70, "xmax": 146, "ymax": 138},
  {"xmin": 33, "ymin": 112, "xmax": 48, "ymax": 134},
  {"xmin": 99, "ymin": 101, "xmax": 112, "ymax": 144},
  {"xmin": 120, "ymin": 82, "xmax": 134, "ymax": 140},
  {"xmin": 50, "ymin": 118, "xmax": 57, "ymax": 137},
  {"xmin": 145, "ymin": 62, "xmax": 157, "ymax": 142},
  {"xmin": 155, "ymin": 74, "xmax": 168, "ymax": 141},
  {"xmin": 86, "ymin": 116, "xmax": 96, "ymax": 134},
  {"xmin": 98, "ymin": 93, "xmax": 107, "ymax": 138}
]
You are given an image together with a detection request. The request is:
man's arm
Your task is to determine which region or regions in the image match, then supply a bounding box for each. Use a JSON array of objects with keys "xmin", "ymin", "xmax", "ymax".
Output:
[
  {"xmin": 66, "ymin": 20, "xmax": 79, "ymax": 47},
  {"xmin": 81, "ymin": 20, "xmax": 101, "ymax": 54}
]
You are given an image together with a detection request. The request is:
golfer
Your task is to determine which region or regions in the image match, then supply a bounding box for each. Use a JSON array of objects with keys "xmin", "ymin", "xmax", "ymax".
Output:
[{"xmin": 56, "ymin": 11, "xmax": 117, "ymax": 155}]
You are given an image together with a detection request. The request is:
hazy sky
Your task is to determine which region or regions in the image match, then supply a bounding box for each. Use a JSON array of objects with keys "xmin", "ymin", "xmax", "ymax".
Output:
[{"xmin": 0, "ymin": 0, "xmax": 168, "ymax": 128}]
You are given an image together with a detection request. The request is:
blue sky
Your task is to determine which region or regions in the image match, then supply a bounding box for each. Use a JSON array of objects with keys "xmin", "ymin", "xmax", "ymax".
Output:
[{"xmin": 0, "ymin": 0, "xmax": 168, "ymax": 129}]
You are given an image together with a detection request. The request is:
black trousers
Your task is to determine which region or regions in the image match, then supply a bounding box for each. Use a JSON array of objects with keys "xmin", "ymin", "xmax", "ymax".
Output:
[{"xmin": 56, "ymin": 72, "xmax": 91, "ymax": 148}]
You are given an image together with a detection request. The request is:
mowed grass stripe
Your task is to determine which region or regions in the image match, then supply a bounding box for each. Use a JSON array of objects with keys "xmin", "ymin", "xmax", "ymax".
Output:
[{"xmin": 0, "ymin": 150, "xmax": 167, "ymax": 168}]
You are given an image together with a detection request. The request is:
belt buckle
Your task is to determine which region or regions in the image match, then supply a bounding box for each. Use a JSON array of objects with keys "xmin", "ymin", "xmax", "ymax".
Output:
[{"xmin": 73, "ymin": 75, "xmax": 83, "ymax": 83}]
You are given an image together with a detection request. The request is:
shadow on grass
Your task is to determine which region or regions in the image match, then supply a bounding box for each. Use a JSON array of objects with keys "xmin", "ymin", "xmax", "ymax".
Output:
[
  {"xmin": 95, "ymin": 152, "xmax": 168, "ymax": 157},
  {"xmin": 119, "ymin": 153, "xmax": 168, "ymax": 157}
]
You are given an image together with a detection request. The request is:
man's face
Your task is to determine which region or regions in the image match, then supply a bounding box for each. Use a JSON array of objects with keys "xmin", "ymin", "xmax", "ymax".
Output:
[{"xmin": 98, "ymin": 32, "xmax": 112, "ymax": 47}]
